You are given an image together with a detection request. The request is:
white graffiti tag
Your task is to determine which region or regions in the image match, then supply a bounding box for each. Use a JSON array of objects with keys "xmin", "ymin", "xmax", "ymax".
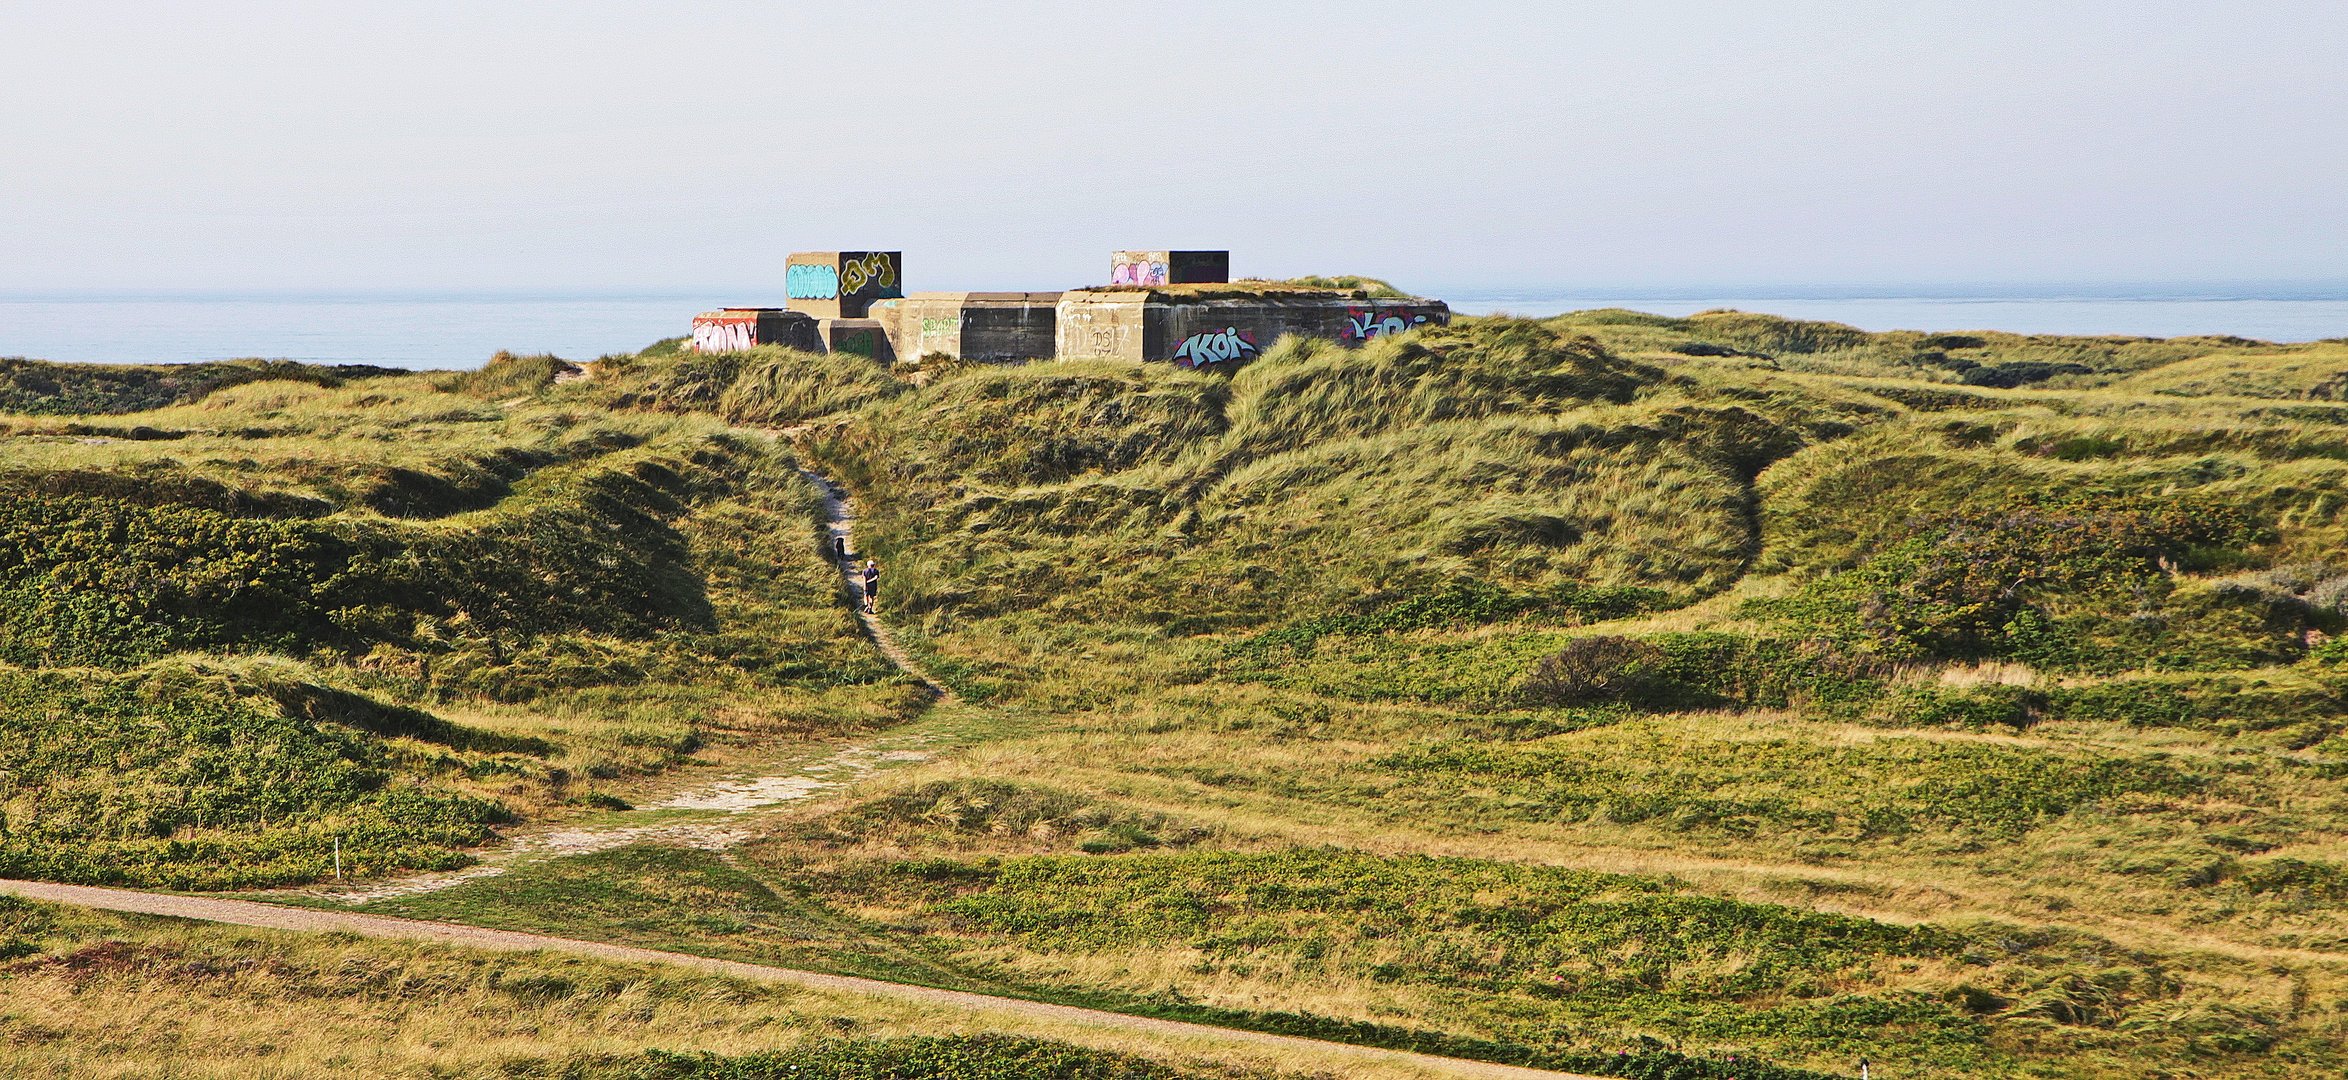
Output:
[
  {"xmin": 1171, "ymin": 326, "xmax": 1258, "ymax": 367},
  {"xmin": 692, "ymin": 319, "xmax": 757, "ymax": 353},
  {"xmin": 1341, "ymin": 308, "xmax": 1433, "ymax": 342}
]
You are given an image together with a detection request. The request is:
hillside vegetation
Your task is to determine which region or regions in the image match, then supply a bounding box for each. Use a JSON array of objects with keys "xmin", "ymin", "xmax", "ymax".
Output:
[
  {"xmin": 773, "ymin": 314, "xmax": 2348, "ymax": 1078},
  {"xmin": 7, "ymin": 314, "xmax": 2348, "ymax": 1078},
  {"xmin": 0, "ymin": 352, "xmax": 921, "ymax": 888},
  {"xmin": 0, "ymin": 894, "xmax": 1296, "ymax": 1079}
]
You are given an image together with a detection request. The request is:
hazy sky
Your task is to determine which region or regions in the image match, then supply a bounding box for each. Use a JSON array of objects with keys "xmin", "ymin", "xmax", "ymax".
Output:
[{"xmin": 3, "ymin": 2, "xmax": 2343, "ymax": 295}]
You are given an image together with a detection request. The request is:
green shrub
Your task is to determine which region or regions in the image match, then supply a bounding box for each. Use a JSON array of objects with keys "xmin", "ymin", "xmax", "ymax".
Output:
[
  {"xmin": 1521, "ymin": 636, "xmax": 1667, "ymax": 706},
  {"xmin": 1645, "ymin": 633, "xmax": 1890, "ymax": 710},
  {"xmin": 1882, "ymin": 684, "xmax": 2048, "ymax": 729},
  {"xmin": 1753, "ymin": 492, "xmax": 2271, "ymax": 667}
]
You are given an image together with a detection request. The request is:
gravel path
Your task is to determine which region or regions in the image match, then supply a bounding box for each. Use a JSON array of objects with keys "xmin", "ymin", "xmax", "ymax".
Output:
[{"xmin": 0, "ymin": 878, "xmax": 1599, "ymax": 1080}]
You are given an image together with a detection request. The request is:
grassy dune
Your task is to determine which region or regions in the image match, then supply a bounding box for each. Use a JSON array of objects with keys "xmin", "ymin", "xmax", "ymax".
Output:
[
  {"xmin": 7, "ymin": 314, "xmax": 2348, "ymax": 1077},
  {"xmin": 774, "ymin": 315, "xmax": 2348, "ymax": 1076},
  {"xmin": 0, "ymin": 353, "xmax": 922, "ymax": 888}
]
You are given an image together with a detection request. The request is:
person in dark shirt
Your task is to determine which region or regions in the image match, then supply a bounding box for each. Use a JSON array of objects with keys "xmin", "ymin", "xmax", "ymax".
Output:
[{"xmin": 860, "ymin": 559, "xmax": 880, "ymax": 613}]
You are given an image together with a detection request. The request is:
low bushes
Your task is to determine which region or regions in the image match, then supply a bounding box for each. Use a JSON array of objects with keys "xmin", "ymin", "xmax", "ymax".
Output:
[
  {"xmin": 1752, "ymin": 492, "xmax": 2277, "ymax": 670},
  {"xmin": 1522, "ymin": 635, "xmax": 1667, "ymax": 704},
  {"xmin": 0, "ymin": 664, "xmax": 506, "ymax": 889},
  {"xmin": 1519, "ymin": 632, "xmax": 1887, "ymax": 712}
]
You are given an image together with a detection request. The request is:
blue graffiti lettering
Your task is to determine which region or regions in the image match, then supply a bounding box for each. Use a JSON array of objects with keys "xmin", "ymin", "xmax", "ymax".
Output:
[
  {"xmin": 1340, "ymin": 308, "xmax": 1434, "ymax": 343},
  {"xmin": 786, "ymin": 263, "xmax": 840, "ymax": 300},
  {"xmin": 1171, "ymin": 326, "xmax": 1258, "ymax": 368}
]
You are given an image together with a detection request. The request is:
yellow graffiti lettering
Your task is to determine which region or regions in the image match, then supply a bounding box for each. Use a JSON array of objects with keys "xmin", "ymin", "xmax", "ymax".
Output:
[{"xmin": 839, "ymin": 252, "xmax": 898, "ymax": 295}]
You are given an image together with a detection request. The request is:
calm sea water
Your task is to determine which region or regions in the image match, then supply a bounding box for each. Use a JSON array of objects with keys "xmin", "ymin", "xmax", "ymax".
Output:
[{"xmin": 4, "ymin": 291, "xmax": 2345, "ymax": 370}]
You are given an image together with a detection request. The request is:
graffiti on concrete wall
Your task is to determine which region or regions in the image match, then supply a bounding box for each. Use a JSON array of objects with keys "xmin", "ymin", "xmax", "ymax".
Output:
[
  {"xmin": 692, "ymin": 316, "xmax": 758, "ymax": 353},
  {"xmin": 1111, "ymin": 258, "xmax": 1169, "ymax": 286},
  {"xmin": 1340, "ymin": 308, "xmax": 1435, "ymax": 343},
  {"xmin": 786, "ymin": 263, "xmax": 840, "ymax": 300},
  {"xmin": 839, "ymin": 252, "xmax": 900, "ymax": 296},
  {"xmin": 835, "ymin": 330, "xmax": 880, "ymax": 357},
  {"xmin": 1171, "ymin": 326, "xmax": 1258, "ymax": 368}
]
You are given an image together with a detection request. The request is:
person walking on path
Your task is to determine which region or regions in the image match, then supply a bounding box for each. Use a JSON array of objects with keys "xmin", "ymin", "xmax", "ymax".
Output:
[
  {"xmin": 832, "ymin": 535, "xmax": 848, "ymax": 562},
  {"xmin": 860, "ymin": 558, "xmax": 881, "ymax": 613}
]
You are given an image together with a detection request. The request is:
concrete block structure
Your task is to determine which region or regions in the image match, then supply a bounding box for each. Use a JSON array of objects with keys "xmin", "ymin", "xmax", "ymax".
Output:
[
  {"xmin": 689, "ymin": 308, "xmax": 821, "ymax": 353},
  {"xmin": 872, "ymin": 292, "xmax": 1061, "ymax": 363},
  {"xmin": 689, "ymin": 249, "xmax": 1447, "ymax": 368},
  {"xmin": 1110, "ymin": 250, "xmax": 1229, "ymax": 286},
  {"xmin": 784, "ymin": 251, "xmax": 903, "ymax": 319},
  {"xmin": 816, "ymin": 317, "xmax": 894, "ymax": 362},
  {"xmin": 1055, "ymin": 291, "xmax": 1450, "ymax": 368}
]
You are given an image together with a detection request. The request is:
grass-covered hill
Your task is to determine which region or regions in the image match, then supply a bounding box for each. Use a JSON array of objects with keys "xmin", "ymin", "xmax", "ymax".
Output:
[
  {"xmin": 0, "ymin": 355, "xmax": 403, "ymax": 416},
  {"xmin": 763, "ymin": 315, "xmax": 2348, "ymax": 1078},
  {"xmin": 0, "ymin": 352, "xmax": 922, "ymax": 888},
  {"xmin": 7, "ymin": 313, "xmax": 2348, "ymax": 1078}
]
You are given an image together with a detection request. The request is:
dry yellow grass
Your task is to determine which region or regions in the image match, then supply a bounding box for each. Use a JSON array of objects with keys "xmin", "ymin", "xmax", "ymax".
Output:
[{"xmin": 0, "ymin": 910, "xmax": 1519, "ymax": 1080}]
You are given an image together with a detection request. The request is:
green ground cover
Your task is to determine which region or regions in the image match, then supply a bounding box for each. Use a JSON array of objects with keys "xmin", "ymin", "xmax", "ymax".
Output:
[
  {"xmin": 0, "ymin": 353, "xmax": 922, "ymax": 887},
  {"xmin": 12, "ymin": 311, "xmax": 2348, "ymax": 1077}
]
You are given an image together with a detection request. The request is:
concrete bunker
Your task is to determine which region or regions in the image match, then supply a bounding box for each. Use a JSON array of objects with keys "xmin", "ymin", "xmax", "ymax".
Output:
[
  {"xmin": 689, "ymin": 308, "xmax": 821, "ymax": 353},
  {"xmin": 1110, "ymin": 250, "xmax": 1230, "ymax": 287},
  {"xmin": 689, "ymin": 249, "xmax": 1449, "ymax": 367},
  {"xmin": 1056, "ymin": 289, "xmax": 1448, "ymax": 368},
  {"xmin": 872, "ymin": 292, "xmax": 1063, "ymax": 364}
]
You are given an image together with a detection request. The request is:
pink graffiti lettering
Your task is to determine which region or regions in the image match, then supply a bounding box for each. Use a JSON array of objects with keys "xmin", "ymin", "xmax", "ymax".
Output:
[
  {"xmin": 1171, "ymin": 327, "xmax": 1257, "ymax": 367},
  {"xmin": 1340, "ymin": 308, "xmax": 1433, "ymax": 343},
  {"xmin": 1111, "ymin": 260, "xmax": 1169, "ymax": 286}
]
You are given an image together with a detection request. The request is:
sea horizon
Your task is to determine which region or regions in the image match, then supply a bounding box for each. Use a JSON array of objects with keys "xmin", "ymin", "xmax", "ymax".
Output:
[{"xmin": 5, "ymin": 284, "xmax": 2346, "ymax": 369}]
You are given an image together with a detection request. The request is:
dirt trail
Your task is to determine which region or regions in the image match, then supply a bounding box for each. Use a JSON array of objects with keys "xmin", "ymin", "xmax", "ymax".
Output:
[
  {"xmin": 797, "ymin": 466, "xmax": 955, "ymax": 701},
  {"xmin": 0, "ymin": 879, "xmax": 1598, "ymax": 1080},
  {"xmin": 315, "ymin": 466, "xmax": 951, "ymax": 905},
  {"xmin": 29, "ymin": 461, "xmax": 1585, "ymax": 1075},
  {"xmin": 316, "ymin": 735, "xmax": 935, "ymax": 904}
]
